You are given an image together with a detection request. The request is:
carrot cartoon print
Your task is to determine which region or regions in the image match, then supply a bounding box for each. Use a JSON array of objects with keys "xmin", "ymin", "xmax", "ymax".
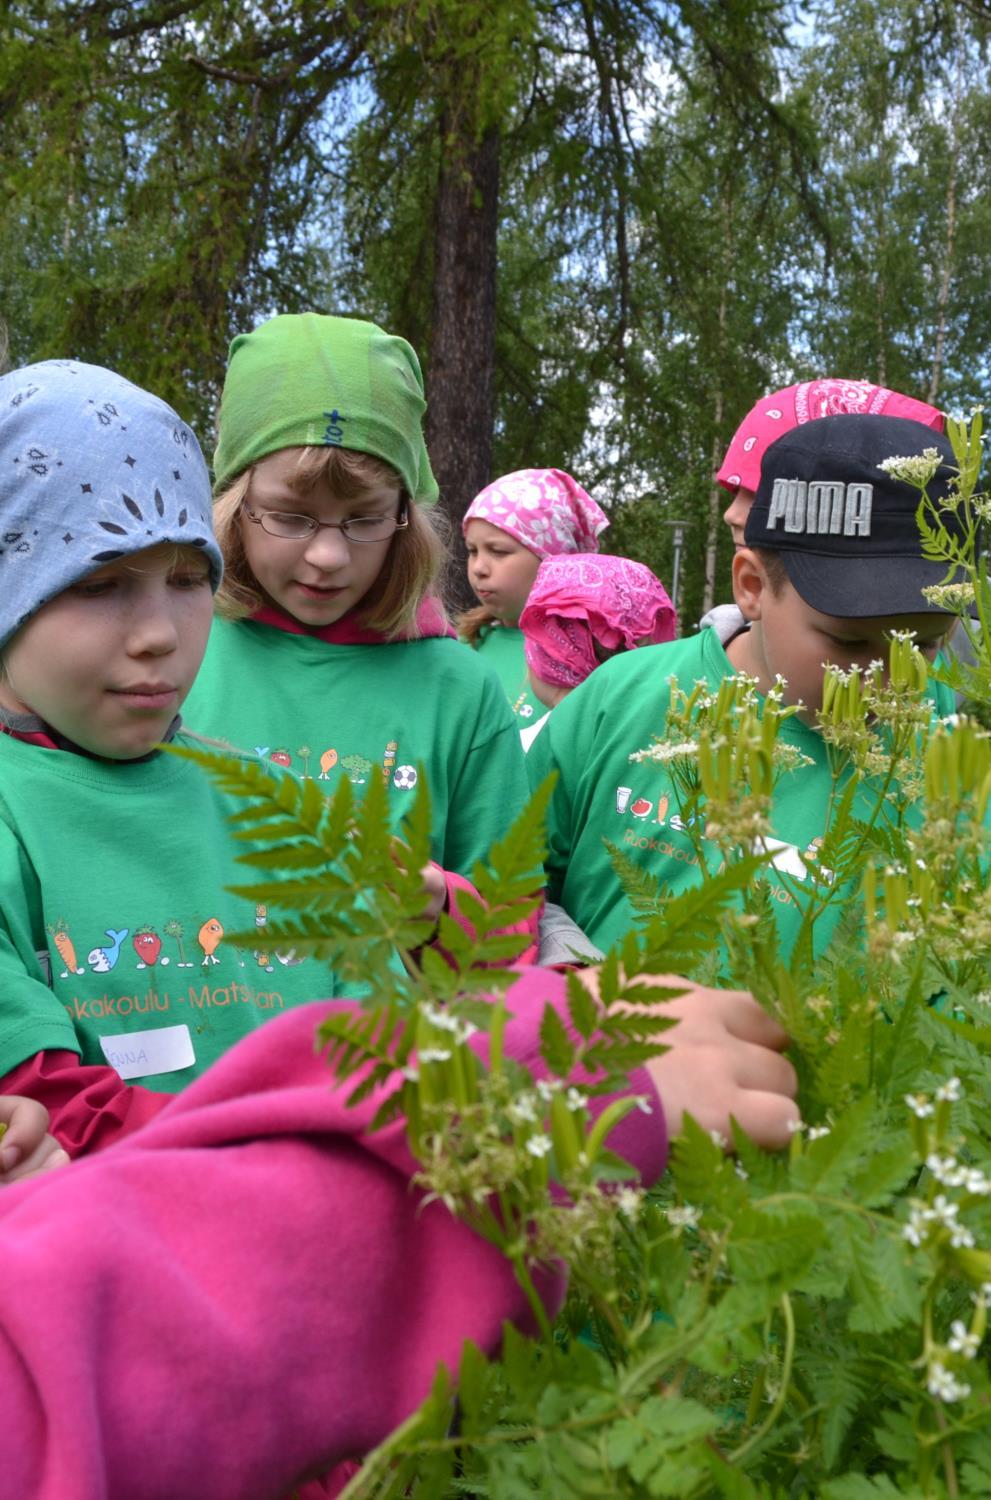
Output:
[
  {"xmin": 48, "ymin": 920, "xmax": 84, "ymax": 978},
  {"xmin": 318, "ymin": 748, "xmax": 338, "ymax": 780},
  {"xmin": 197, "ymin": 917, "xmax": 224, "ymax": 966}
]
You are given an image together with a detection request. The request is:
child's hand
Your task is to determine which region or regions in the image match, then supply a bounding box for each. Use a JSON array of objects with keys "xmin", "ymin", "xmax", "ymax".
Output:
[
  {"xmin": 416, "ymin": 862, "xmax": 447, "ymax": 924},
  {"xmin": 0, "ymin": 1096, "xmax": 71, "ymax": 1183},
  {"xmin": 581, "ymin": 970, "xmax": 801, "ymax": 1150},
  {"xmin": 389, "ymin": 839, "xmax": 447, "ymax": 925}
]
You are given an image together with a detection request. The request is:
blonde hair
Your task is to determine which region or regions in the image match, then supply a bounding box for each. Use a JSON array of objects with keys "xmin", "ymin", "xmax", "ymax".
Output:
[
  {"xmin": 212, "ymin": 446, "xmax": 449, "ymax": 638},
  {"xmin": 456, "ymin": 602, "xmax": 501, "ymax": 645}
]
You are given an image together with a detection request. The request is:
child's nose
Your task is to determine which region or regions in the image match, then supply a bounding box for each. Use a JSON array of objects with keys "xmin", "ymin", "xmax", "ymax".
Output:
[
  {"xmin": 130, "ymin": 599, "xmax": 180, "ymax": 655},
  {"xmin": 303, "ymin": 525, "xmax": 350, "ymax": 568}
]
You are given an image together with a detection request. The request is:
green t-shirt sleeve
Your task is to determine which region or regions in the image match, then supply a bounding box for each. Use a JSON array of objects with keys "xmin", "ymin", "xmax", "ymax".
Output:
[{"xmin": 0, "ymin": 820, "xmax": 81, "ymax": 1074}]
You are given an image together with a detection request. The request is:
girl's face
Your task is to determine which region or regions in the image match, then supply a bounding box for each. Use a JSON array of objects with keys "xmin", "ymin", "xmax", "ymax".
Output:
[
  {"xmin": 240, "ymin": 448, "xmax": 403, "ymax": 626},
  {"xmin": 0, "ymin": 544, "xmax": 213, "ymax": 759},
  {"xmin": 465, "ymin": 519, "xmax": 541, "ymax": 625}
]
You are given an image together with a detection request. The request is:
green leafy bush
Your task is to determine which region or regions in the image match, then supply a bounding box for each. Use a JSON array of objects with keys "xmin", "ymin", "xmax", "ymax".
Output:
[{"xmin": 177, "ymin": 414, "xmax": 991, "ymax": 1496}]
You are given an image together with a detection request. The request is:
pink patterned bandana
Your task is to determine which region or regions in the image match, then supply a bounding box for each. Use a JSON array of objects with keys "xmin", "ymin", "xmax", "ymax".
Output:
[
  {"xmin": 716, "ymin": 380, "xmax": 945, "ymax": 495},
  {"xmin": 462, "ymin": 468, "xmax": 609, "ymax": 558},
  {"xmin": 519, "ymin": 554, "xmax": 677, "ymax": 689}
]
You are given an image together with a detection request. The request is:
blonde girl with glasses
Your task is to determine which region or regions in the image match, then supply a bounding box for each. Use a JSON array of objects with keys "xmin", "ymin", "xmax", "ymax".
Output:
[{"xmin": 183, "ymin": 313, "xmax": 535, "ymax": 949}]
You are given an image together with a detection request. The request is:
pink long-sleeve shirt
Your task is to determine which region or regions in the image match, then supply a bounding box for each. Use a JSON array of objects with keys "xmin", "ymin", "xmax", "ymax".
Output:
[{"xmin": 0, "ymin": 967, "xmax": 665, "ymax": 1500}]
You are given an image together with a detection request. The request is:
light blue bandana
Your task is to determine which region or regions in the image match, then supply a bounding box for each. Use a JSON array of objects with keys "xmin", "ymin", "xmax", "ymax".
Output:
[{"xmin": 0, "ymin": 360, "xmax": 222, "ymax": 646}]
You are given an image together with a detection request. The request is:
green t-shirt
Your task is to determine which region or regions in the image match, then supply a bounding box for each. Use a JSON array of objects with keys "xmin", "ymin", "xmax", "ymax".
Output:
[
  {"xmin": 0, "ymin": 731, "xmax": 339, "ymax": 1089},
  {"xmin": 184, "ymin": 617, "xmax": 530, "ymax": 876},
  {"xmin": 467, "ymin": 624, "xmax": 545, "ymax": 728},
  {"xmin": 527, "ymin": 628, "xmax": 942, "ymax": 959}
]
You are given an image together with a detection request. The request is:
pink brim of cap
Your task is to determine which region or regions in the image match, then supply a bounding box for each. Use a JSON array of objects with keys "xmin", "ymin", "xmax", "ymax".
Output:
[{"xmin": 715, "ymin": 380, "xmax": 945, "ymax": 495}]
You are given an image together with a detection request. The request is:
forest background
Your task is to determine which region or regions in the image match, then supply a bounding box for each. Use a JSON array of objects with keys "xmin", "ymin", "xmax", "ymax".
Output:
[{"xmin": 3, "ymin": 0, "xmax": 991, "ymax": 624}]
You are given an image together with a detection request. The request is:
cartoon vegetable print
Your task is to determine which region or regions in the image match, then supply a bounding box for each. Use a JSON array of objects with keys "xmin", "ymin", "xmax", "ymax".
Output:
[
  {"xmin": 297, "ymin": 744, "xmax": 312, "ymax": 778},
  {"xmin": 318, "ymin": 748, "xmax": 338, "ymax": 780},
  {"xmin": 270, "ymin": 748, "xmax": 292, "ymax": 768},
  {"xmin": 164, "ymin": 917, "xmax": 193, "ymax": 968},
  {"xmin": 341, "ymin": 753, "xmax": 373, "ymax": 784},
  {"xmin": 133, "ymin": 927, "xmax": 164, "ymax": 968},
  {"xmin": 197, "ymin": 917, "xmax": 224, "ymax": 965},
  {"xmin": 48, "ymin": 919, "xmax": 84, "ymax": 978}
]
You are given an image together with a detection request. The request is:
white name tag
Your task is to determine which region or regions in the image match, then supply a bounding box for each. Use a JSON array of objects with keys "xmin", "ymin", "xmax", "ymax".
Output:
[{"xmin": 100, "ymin": 1024, "xmax": 196, "ymax": 1081}]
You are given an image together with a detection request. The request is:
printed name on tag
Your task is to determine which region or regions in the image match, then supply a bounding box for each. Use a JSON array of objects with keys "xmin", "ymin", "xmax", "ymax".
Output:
[{"xmin": 100, "ymin": 1023, "xmax": 196, "ymax": 1081}]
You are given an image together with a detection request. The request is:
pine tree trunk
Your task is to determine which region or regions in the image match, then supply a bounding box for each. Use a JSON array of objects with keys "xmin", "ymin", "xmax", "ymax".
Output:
[
  {"xmin": 928, "ymin": 46, "xmax": 961, "ymax": 405},
  {"xmin": 702, "ymin": 190, "xmax": 732, "ymax": 618},
  {"xmin": 426, "ymin": 116, "xmax": 500, "ymax": 612},
  {"xmin": 702, "ymin": 403, "xmax": 724, "ymax": 620}
]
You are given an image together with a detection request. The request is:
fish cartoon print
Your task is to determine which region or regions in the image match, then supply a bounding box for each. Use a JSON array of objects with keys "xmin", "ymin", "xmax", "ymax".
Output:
[{"xmin": 87, "ymin": 927, "xmax": 130, "ymax": 973}]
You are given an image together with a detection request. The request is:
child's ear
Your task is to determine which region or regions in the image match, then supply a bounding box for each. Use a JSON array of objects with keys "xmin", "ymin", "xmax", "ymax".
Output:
[{"xmin": 732, "ymin": 548, "xmax": 768, "ymax": 622}]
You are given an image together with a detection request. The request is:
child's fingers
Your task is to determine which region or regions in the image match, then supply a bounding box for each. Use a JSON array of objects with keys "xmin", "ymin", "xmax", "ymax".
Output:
[
  {"xmin": 732, "ymin": 1041, "xmax": 798, "ymax": 1098},
  {"xmin": 1, "ymin": 1134, "xmax": 69, "ymax": 1183},
  {"xmin": 24, "ymin": 1144, "xmax": 72, "ymax": 1179},
  {"xmin": 713, "ymin": 992, "xmax": 791, "ymax": 1051},
  {"xmin": 729, "ymin": 1092, "xmax": 802, "ymax": 1151},
  {"xmin": 622, "ymin": 977, "xmax": 792, "ymax": 1053},
  {"xmin": 0, "ymin": 1096, "xmax": 51, "ymax": 1173}
]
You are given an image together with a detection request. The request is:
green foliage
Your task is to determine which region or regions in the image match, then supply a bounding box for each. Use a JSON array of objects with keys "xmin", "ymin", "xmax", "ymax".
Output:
[
  {"xmin": 177, "ymin": 419, "xmax": 991, "ymax": 1495},
  {"xmin": 14, "ymin": 2, "xmax": 991, "ymax": 623}
]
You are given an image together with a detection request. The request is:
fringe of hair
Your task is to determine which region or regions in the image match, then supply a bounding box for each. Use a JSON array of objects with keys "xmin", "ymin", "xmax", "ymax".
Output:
[
  {"xmin": 211, "ymin": 447, "xmax": 450, "ymax": 638},
  {"xmin": 456, "ymin": 603, "xmax": 502, "ymax": 645}
]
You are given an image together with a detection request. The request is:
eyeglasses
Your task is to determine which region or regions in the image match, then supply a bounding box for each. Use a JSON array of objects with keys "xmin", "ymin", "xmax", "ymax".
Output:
[{"xmin": 242, "ymin": 501, "xmax": 409, "ymax": 544}]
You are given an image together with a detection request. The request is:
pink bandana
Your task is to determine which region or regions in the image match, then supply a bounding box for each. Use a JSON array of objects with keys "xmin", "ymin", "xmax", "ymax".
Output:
[
  {"xmin": 716, "ymin": 380, "xmax": 945, "ymax": 495},
  {"xmin": 519, "ymin": 554, "xmax": 677, "ymax": 689},
  {"xmin": 462, "ymin": 468, "xmax": 609, "ymax": 558}
]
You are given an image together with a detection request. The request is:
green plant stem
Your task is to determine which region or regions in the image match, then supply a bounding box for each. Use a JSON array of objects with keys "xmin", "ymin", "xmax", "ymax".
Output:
[
  {"xmin": 511, "ymin": 1253, "xmax": 554, "ymax": 1342},
  {"xmin": 936, "ymin": 1404, "xmax": 961, "ymax": 1500},
  {"xmin": 726, "ymin": 1293, "xmax": 795, "ymax": 1466}
]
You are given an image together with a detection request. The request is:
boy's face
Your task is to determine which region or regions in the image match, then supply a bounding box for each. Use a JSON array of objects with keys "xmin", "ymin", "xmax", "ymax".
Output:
[
  {"xmin": 0, "ymin": 544, "xmax": 213, "ymax": 759},
  {"xmin": 723, "ymin": 486, "xmax": 756, "ymax": 549},
  {"xmin": 465, "ymin": 519, "xmax": 542, "ymax": 625},
  {"xmin": 727, "ymin": 550, "xmax": 948, "ymax": 723},
  {"xmin": 240, "ymin": 447, "xmax": 402, "ymax": 626}
]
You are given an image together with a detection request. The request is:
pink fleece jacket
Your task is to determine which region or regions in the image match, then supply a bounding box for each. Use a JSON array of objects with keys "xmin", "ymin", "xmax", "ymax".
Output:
[{"xmin": 0, "ymin": 967, "xmax": 665, "ymax": 1500}]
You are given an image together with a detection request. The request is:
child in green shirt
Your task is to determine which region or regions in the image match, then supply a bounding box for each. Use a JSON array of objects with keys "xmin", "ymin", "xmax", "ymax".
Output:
[
  {"xmin": 0, "ymin": 359, "xmax": 348, "ymax": 1160},
  {"xmin": 529, "ymin": 413, "xmax": 962, "ymax": 959},
  {"xmin": 459, "ymin": 468, "xmax": 611, "ymax": 729},
  {"xmin": 182, "ymin": 314, "xmax": 535, "ymax": 946}
]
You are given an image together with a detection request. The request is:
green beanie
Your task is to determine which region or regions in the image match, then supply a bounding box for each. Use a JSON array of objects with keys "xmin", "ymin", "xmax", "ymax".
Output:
[{"xmin": 212, "ymin": 312, "xmax": 439, "ymax": 504}]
